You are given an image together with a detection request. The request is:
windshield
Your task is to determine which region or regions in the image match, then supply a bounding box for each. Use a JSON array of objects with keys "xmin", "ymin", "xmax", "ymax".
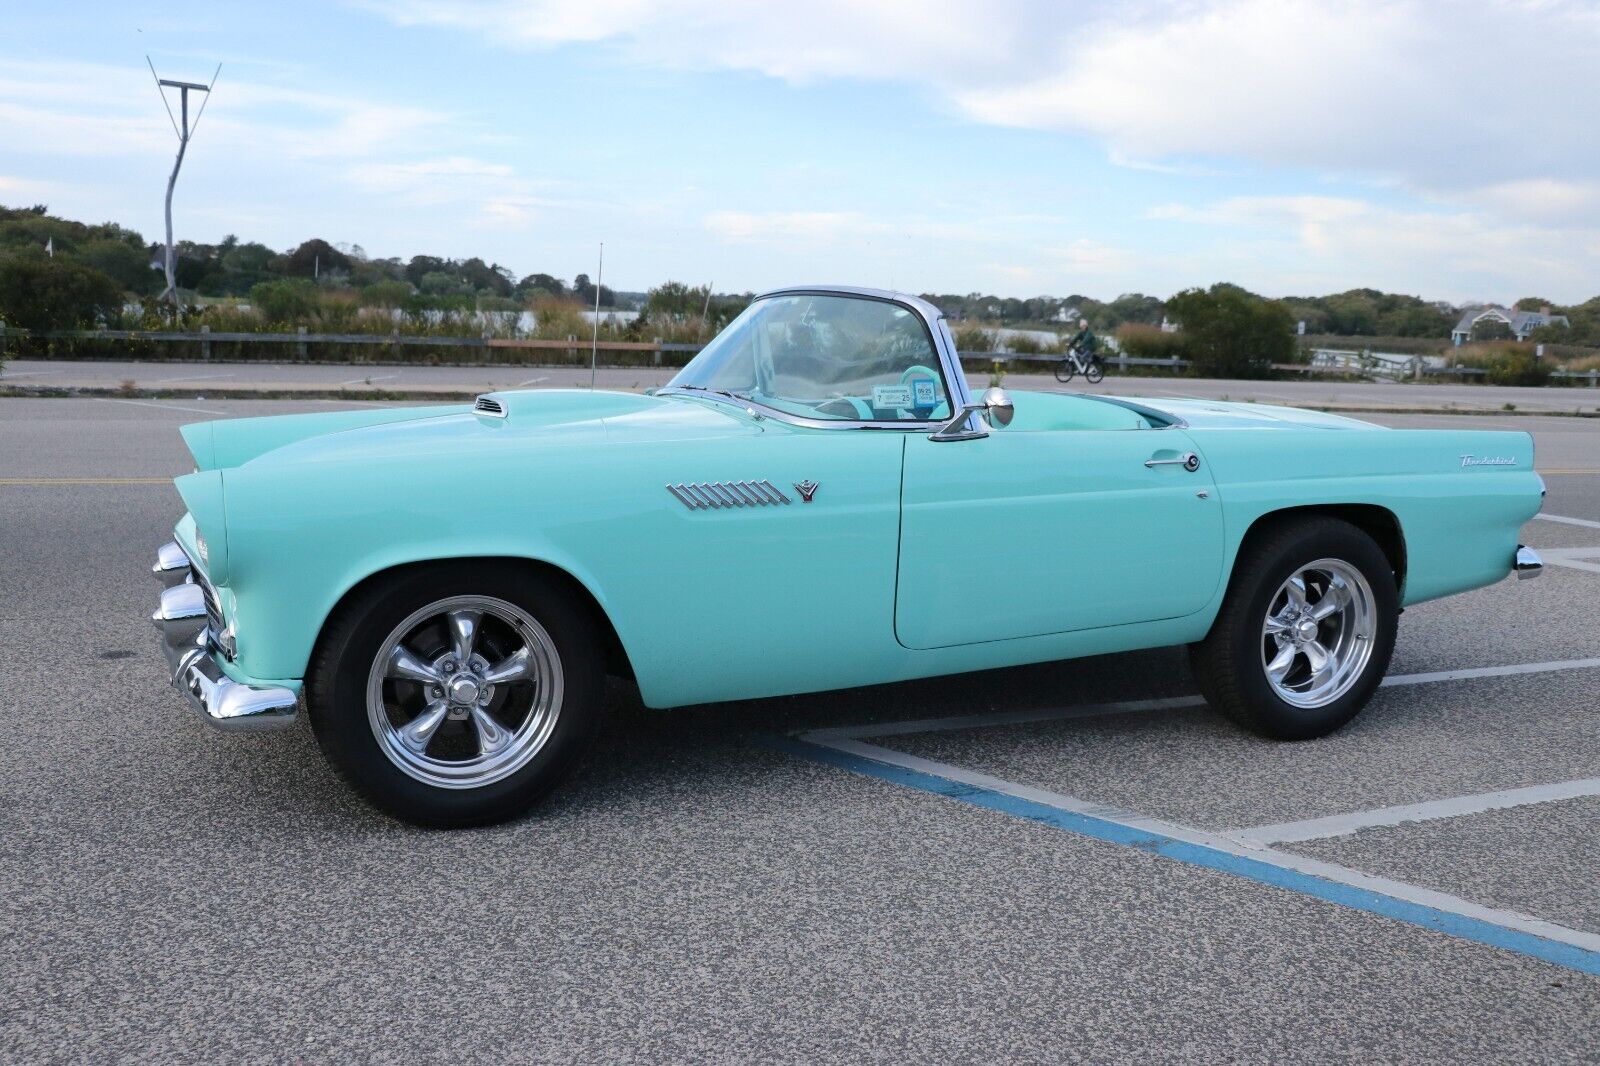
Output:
[{"xmin": 665, "ymin": 293, "xmax": 951, "ymax": 423}]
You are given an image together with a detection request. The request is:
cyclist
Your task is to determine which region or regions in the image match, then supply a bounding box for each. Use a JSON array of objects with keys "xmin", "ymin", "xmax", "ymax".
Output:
[
  {"xmin": 1055, "ymin": 318, "xmax": 1106, "ymax": 384},
  {"xmin": 1067, "ymin": 318, "xmax": 1098, "ymax": 360}
]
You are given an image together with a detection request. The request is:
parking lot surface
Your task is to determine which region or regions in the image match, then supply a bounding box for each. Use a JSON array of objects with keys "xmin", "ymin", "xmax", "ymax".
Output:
[{"xmin": 2, "ymin": 397, "xmax": 1598, "ymax": 1062}]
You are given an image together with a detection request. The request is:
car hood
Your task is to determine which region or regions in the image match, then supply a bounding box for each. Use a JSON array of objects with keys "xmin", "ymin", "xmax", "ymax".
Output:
[
  {"xmin": 1108, "ymin": 395, "xmax": 1384, "ymax": 431},
  {"xmin": 181, "ymin": 389, "xmax": 759, "ymax": 472}
]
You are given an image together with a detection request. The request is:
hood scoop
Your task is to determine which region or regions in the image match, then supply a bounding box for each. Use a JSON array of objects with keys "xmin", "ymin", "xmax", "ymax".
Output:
[{"xmin": 473, "ymin": 395, "xmax": 508, "ymax": 418}]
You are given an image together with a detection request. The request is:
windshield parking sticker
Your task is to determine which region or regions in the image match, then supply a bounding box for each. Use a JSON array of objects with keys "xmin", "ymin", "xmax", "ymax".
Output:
[
  {"xmin": 911, "ymin": 377, "xmax": 938, "ymax": 409},
  {"xmin": 873, "ymin": 384, "xmax": 913, "ymax": 410}
]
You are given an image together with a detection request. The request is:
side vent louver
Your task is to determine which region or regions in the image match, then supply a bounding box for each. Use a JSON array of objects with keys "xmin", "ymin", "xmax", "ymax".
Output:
[
  {"xmin": 667, "ymin": 481, "xmax": 791, "ymax": 510},
  {"xmin": 474, "ymin": 395, "xmax": 507, "ymax": 418}
]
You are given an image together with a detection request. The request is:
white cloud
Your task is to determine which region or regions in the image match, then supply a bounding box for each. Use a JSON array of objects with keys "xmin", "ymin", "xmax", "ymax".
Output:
[
  {"xmin": 364, "ymin": 0, "xmax": 1600, "ymax": 196},
  {"xmin": 1145, "ymin": 193, "xmax": 1599, "ymax": 301}
]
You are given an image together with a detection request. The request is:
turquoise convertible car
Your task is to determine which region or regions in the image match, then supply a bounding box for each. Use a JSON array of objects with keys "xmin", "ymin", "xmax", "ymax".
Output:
[{"xmin": 151, "ymin": 286, "xmax": 1546, "ymax": 825}]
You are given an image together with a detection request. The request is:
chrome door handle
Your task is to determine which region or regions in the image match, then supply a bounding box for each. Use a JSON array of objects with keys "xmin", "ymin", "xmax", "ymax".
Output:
[{"xmin": 1145, "ymin": 452, "xmax": 1201, "ymax": 472}]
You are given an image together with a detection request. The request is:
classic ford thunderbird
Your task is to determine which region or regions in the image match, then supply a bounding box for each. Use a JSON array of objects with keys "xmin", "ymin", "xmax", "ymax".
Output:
[{"xmin": 152, "ymin": 286, "xmax": 1545, "ymax": 825}]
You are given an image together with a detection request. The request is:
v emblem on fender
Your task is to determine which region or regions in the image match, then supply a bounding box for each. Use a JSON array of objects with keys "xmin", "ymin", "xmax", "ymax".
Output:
[{"xmin": 794, "ymin": 480, "xmax": 819, "ymax": 503}]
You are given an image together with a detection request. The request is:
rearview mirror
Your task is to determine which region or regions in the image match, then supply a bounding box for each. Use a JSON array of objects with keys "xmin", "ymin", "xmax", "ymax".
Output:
[{"xmin": 930, "ymin": 386, "xmax": 1014, "ymax": 442}]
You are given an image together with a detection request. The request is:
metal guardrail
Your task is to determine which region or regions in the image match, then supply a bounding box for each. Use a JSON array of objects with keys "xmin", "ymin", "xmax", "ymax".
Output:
[
  {"xmin": 1552, "ymin": 369, "xmax": 1600, "ymax": 388},
  {"xmin": 0, "ymin": 324, "xmax": 706, "ymax": 364},
  {"xmin": 3, "ymin": 325, "xmax": 1596, "ymax": 386}
]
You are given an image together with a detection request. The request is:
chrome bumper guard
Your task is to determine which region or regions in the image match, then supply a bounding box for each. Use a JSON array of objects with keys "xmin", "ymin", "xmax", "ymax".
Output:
[
  {"xmin": 1515, "ymin": 545, "xmax": 1543, "ymax": 580},
  {"xmin": 150, "ymin": 541, "xmax": 299, "ymax": 731}
]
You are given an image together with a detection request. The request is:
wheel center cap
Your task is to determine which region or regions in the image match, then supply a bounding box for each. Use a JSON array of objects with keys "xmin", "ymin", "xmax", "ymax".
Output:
[
  {"xmin": 447, "ymin": 674, "xmax": 481, "ymax": 705},
  {"xmin": 1294, "ymin": 618, "xmax": 1319, "ymax": 643}
]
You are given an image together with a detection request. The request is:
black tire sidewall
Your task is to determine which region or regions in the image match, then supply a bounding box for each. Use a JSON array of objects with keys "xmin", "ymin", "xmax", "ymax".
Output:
[
  {"xmin": 1055, "ymin": 361, "xmax": 1075, "ymax": 383},
  {"xmin": 1218, "ymin": 521, "xmax": 1398, "ymax": 740},
  {"xmin": 307, "ymin": 564, "xmax": 604, "ymax": 826}
]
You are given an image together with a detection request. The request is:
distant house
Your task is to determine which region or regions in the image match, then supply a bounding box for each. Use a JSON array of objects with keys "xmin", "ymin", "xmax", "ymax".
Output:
[{"xmin": 1450, "ymin": 305, "xmax": 1568, "ymax": 345}]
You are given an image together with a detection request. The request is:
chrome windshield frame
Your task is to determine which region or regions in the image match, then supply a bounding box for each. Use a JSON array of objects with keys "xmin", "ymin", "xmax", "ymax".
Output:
[{"xmin": 658, "ymin": 285, "xmax": 974, "ymax": 432}]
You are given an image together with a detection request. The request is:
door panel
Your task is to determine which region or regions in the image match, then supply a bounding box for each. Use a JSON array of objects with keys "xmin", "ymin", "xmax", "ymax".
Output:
[{"xmin": 896, "ymin": 429, "xmax": 1224, "ymax": 650}]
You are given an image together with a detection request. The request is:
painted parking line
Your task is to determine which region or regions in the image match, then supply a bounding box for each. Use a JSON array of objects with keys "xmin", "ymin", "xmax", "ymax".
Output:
[
  {"xmin": 1536, "ymin": 548, "xmax": 1600, "ymax": 575},
  {"xmin": 338, "ymin": 373, "xmax": 400, "ymax": 386},
  {"xmin": 809, "ymin": 655, "xmax": 1600, "ymax": 743},
  {"xmin": 773, "ymin": 653, "xmax": 1600, "ymax": 976},
  {"xmin": 771, "ymin": 734, "xmax": 1600, "ymax": 975},
  {"xmin": 1536, "ymin": 513, "xmax": 1600, "ymax": 530},
  {"xmin": 517, "ymin": 376, "xmax": 549, "ymax": 386},
  {"xmin": 149, "ymin": 372, "xmax": 235, "ymax": 384},
  {"xmin": 97, "ymin": 398, "xmax": 228, "ymax": 416},
  {"xmin": 1230, "ymin": 777, "xmax": 1600, "ymax": 845}
]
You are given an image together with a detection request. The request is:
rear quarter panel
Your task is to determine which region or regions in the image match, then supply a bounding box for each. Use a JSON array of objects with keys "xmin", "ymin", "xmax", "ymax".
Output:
[{"xmin": 1190, "ymin": 427, "xmax": 1542, "ymax": 605}]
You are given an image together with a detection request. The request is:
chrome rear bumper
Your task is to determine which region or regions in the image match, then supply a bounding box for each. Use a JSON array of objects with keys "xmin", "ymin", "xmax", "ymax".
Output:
[
  {"xmin": 1515, "ymin": 544, "xmax": 1543, "ymax": 580},
  {"xmin": 150, "ymin": 541, "xmax": 299, "ymax": 731}
]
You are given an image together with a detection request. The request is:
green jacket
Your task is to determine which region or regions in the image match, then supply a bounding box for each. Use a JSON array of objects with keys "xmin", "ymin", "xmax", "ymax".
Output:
[{"xmin": 1068, "ymin": 328, "xmax": 1098, "ymax": 354}]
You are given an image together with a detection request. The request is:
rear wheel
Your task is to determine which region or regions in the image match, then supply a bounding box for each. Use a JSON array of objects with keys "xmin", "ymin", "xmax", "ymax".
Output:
[
  {"xmin": 1085, "ymin": 360, "xmax": 1105, "ymax": 384},
  {"xmin": 306, "ymin": 563, "xmax": 604, "ymax": 826},
  {"xmin": 1190, "ymin": 517, "xmax": 1397, "ymax": 740}
]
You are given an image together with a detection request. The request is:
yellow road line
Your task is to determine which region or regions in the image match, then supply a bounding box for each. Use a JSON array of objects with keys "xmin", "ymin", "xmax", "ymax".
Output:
[{"xmin": 0, "ymin": 476, "xmax": 173, "ymax": 485}]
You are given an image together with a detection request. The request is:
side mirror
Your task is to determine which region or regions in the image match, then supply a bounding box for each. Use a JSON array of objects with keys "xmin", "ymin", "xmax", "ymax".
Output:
[
  {"xmin": 980, "ymin": 386, "xmax": 1014, "ymax": 427},
  {"xmin": 930, "ymin": 386, "xmax": 1014, "ymax": 442}
]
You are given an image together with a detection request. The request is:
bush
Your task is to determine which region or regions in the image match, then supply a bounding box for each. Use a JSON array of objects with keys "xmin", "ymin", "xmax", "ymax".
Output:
[
  {"xmin": 951, "ymin": 324, "xmax": 995, "ymax": 352},
  {"xmin": 1451, "ymin": 342, "xmax": 1551, "ymax": 386},
  {"xmin": 248, "ymin": 278, "xmax": 318, "ymax": 324},
  {"xmin": 1115, "ymin": 322, "xmax": 1187, "ymax": 361},
  {"xmin": 1165, "ymin": 284, "xmax": 1295, "ymax": 379},
  {"xmin": 0, "ymin": 257, "xmax": 124, "ymax": 330}
]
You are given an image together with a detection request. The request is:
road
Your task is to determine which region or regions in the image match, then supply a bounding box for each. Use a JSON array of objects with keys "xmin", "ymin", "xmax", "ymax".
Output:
[
  {"xmin": 6, "ymin": 357, "xmax": 1600, "ymax": 414},
  {"xmin": 2, "ymin": 397, "xmax": 1598, "ymax": 1062}
]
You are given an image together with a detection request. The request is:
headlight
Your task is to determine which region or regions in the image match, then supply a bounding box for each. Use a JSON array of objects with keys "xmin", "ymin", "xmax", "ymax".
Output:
[{"xmin": 195, "ymin": 533, "xmax": 209, "ymax": 565}]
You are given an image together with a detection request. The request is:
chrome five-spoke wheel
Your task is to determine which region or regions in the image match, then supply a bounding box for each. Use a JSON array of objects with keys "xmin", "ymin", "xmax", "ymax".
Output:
[
  {"xmin": 366, "ymin": 595, "xmax": 563, "ymax": 789},
  {"xmin": 1259, "ymin": 558, "xmax": 1375, "ymax": 709}
]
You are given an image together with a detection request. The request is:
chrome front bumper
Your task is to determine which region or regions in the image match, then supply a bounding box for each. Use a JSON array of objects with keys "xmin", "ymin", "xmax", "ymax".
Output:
[
  {"xmin": 150, "ymin": 541, "xmax": 299, "ymax": 732},
  {"xmin": 1515, "ymin": 544, "xmax": 1543, "ymax": 580}
]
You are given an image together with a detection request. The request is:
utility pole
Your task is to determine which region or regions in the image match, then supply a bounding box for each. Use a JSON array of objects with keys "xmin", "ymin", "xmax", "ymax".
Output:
[{"xmin": 148, "ymin": 57, "xmax": 220, "ymax": 312}]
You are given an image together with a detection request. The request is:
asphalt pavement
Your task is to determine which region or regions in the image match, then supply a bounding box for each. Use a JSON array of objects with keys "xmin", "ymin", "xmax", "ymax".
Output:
[{"xmin": 2, "ymin": 396, "xmax": 1597, "ymax": 1062}]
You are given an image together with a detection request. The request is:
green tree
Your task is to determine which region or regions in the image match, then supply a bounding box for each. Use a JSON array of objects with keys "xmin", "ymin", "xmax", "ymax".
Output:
[
  {"xmin": 77, "ymin": 239, "xmax": 157, "ymax": 293},
  {"xmin": 360, "ymin": 279, "xmax": 414, "ymax": 308},
  {"xmin": 248, "ymin": 278, "xmax": 319, "ymax": 323},
  {"xmin": 285, "ymin": 238, "xmax": 351, "ymax": 278},
  {"xmin": 0, "ymin": 257, "xmax": 124, "ymax": 330},
  {"xmin": 645, "ymin": 280, "xmax": 707, "ymax": 321},
  {"xmin": 1164, "ymin": 284, "xmax": 1294, "ymax": 379}
]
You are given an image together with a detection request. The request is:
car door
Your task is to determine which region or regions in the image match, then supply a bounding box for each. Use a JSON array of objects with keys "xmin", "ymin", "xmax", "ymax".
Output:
[{"xmin": 895, "ymin": 427, "xmax": 1225, "ymax": 649}]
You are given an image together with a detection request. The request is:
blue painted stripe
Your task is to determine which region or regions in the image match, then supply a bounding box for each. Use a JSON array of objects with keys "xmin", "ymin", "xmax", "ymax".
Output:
[{"xmin": 765, "ymin": 735, "xmax": 1600, "ymax": 977}]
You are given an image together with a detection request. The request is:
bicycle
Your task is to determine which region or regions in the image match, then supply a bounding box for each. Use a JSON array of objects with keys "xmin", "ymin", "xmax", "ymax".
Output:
[{"xmin": 1054, "ymin": 345, "xmax": 1105, "ymax": 384}]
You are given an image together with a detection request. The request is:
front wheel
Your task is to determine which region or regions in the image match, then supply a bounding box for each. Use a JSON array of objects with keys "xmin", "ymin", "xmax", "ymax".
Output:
[
  {"xmin": 1189, "ymin": 516, "xmax": 1397, "ymax": 740},
  {"xmin": 1054, "ymin": 358, "xmax": 1076, "ymax": 383},
  {"xmin": 306, "ymin": 563, "xmax": 605, "ymax": 826}
]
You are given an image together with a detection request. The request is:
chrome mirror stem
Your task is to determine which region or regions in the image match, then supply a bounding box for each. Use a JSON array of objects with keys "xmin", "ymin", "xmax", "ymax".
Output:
[{"xmin": 929, "ymin": 387, "xmax": 1013, "ymax": 442}]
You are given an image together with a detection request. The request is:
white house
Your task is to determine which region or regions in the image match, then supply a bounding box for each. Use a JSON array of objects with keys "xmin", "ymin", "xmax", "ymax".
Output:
[{"xmin": 1450, "ymin": 305, "xmax": 1568, "ymax": 345}]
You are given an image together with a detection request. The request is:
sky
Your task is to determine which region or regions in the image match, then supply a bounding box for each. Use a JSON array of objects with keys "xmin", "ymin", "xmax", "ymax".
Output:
[{"xmin": 5, "ymin": 1, "xmax": 1599, "ymax": 303}]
